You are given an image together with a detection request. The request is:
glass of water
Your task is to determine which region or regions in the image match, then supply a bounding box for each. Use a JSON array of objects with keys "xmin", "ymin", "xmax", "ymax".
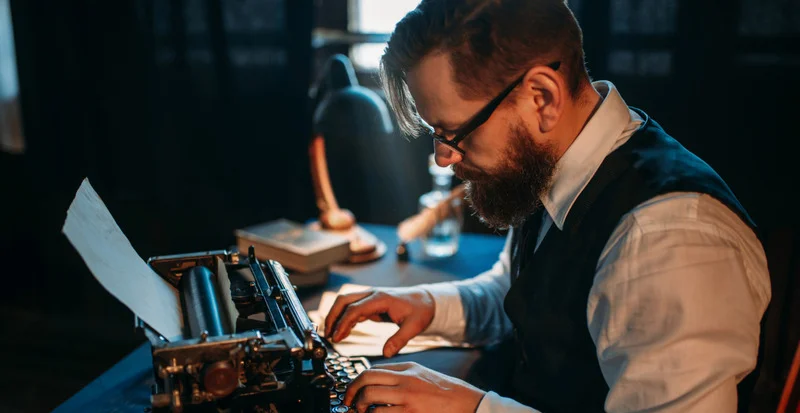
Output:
[{"xmin": 418, "ymin": 154, "xmax": 463, "ymax": 258}]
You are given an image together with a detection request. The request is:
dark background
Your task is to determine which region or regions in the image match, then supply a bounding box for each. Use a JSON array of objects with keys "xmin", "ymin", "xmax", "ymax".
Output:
[{"xmin": 0, "ymin": 0, "xmax": 798, "ymax": 412}]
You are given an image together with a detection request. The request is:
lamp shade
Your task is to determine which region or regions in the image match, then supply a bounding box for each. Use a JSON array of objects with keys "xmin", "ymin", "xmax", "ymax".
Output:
[
  {"xmin": 309, "ymin": 54, "xmax": 409, "ymax": 224},
  {"xmin": 312, "ymin": 54, "xmax": 394, "ymax": 137}
]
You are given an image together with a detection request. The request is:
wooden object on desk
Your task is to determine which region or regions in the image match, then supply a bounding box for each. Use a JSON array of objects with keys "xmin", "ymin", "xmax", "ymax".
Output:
[{"xmin": 397, "ymin": 183, "xmax": 466, "ymax": 244}]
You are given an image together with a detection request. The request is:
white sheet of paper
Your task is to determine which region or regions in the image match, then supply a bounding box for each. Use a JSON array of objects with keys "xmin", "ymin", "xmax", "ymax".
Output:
[
  {"xmin": 308, "ymin": 283, "xmax": 471, "ymax": 357},
  {"xmin": 62, "ymin": 178, "xmax": 183, "ymax": 340}
]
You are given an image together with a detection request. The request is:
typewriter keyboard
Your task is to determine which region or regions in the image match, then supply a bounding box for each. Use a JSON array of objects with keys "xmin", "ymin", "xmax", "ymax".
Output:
[{"xmin": 325, "ymin": 350, "xmax": 370, "ymax": 413}]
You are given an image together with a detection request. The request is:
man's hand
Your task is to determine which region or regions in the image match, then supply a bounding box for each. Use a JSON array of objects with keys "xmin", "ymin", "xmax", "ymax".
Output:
[
  {"xmin": 324, "ymin": 288, "xmax": 435, "ymax": 357},
  {"xmin": 343, "ymin": 362, "xmax": 486, "ymax": 413}
]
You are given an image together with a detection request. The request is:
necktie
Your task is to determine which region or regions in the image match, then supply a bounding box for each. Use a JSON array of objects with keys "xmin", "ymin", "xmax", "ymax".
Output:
[{"xmin": 510, "ymin": 208, "xmax": 545, "ymax": 281}]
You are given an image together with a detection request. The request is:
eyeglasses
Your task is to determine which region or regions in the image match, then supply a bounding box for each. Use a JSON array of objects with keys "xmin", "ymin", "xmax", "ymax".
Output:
[{"xmin": 428, "ymin": 61, "xmax": 561, "ymax": 155}]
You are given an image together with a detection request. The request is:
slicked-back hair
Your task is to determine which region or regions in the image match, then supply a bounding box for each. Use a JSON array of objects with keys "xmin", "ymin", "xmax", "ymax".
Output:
[{"xmin": 380, "ymin": 0, "xmax": 589, "ymax": 137}]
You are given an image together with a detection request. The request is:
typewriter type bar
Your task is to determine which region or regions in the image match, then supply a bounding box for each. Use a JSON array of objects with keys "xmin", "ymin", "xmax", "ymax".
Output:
[{"xmin": 141, "ymin": 247, "xmax": 334, "ymax": 413}]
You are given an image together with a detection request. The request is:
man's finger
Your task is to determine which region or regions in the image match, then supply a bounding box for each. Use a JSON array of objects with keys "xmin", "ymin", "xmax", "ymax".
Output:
[
  {"xmin": 343, "ymin": 369, "xmax": 402, "ymax": 406},
  {"xmin": 332, "ymin": 294, "xmax": 394, "ymax": 342},
  {"xmin": 353, "ymin": 385, "xmax": 405, "ymax": 413},
  {"xmin": 324, "ymin": 291, "xmax": 372, "ymax": 337},
  {"xmin": 371, "ymin": 362, "xmax": 416, "ymax": 372},
  {"xmin": 383, "ymin": 316, "xmax": 427, "ymax": 357}
]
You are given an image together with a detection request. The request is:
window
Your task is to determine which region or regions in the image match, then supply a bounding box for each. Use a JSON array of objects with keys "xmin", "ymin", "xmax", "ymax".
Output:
[
  {"xmin": 611, "ymin": 0, "xmax": 677, "ymax": 35},
  {"xmin": 737, "ymin": 0, "xmax": 800, "ymax": 67},
  {"xmin": 739, "ymin": 0, "xmax": 800, "ymax": 36},
  {"xmin": 349, "ymin": 0, "xmax": 421, "ymax": 69},
  {"xmin": 149, "ymin": 0, "xmax": 294, "ymax": 96},
  {"xmin": 607, "ymin": 0, "xmax": 677, "ymax": 77}
]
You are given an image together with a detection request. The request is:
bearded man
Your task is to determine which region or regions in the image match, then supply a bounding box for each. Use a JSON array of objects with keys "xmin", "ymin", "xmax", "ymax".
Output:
[{"xmin": 324, "ymin": 1, "xmax": 771, "ymax": 412}]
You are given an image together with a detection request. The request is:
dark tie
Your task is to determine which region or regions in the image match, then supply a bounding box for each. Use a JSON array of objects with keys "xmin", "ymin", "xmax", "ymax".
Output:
[{"xmin": 510, "ymin": 208, "xmax": 545, "ymax": 281}]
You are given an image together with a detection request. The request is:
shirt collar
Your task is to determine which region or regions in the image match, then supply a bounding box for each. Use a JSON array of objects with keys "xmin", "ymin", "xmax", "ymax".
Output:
[{"xmin": 540, "ymin": 81, "xmax": 634, "ymax": 230}]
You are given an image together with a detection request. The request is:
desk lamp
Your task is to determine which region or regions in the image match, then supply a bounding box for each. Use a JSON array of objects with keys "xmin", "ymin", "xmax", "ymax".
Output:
[{"xmin": 307, "ymin": 54, "xmax": 394, "ymax": 263}]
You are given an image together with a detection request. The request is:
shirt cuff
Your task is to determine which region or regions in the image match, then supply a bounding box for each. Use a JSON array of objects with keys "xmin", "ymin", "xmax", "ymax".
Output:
[
  {"xmin": 418, "ymin": 282, "xmax": 466, "ymax": 341},
  {"xmin": 476, "ymin": 391, "xmax": 539, "ymax": 413}
]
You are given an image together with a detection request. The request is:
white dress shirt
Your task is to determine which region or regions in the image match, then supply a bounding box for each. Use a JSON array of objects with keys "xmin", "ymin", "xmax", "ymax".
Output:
[{"xmin": 419, "ymin": 81, "xmax": 771, "ymax": 413}]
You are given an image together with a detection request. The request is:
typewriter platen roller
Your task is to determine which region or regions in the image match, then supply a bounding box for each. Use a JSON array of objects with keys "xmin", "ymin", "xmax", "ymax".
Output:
[{"xmin": 139, "ymin": 246, "xmax": 369, "ymax": 413}]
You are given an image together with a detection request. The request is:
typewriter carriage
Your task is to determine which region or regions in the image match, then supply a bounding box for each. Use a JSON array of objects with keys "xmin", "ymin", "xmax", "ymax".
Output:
[{"xmin": 138, "ymin": 247, "xmax": 334, "ymax": 413}]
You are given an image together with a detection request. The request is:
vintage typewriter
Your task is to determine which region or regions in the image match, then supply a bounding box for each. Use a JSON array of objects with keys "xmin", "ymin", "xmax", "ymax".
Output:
[{"xmin": 139, "ymin": 246, "xmax": 369, "ymax": 413}]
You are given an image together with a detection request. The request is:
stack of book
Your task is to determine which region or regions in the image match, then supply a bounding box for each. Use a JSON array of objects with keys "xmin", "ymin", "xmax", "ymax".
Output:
[{"xmin": 234, "ymin": 218, "xmax": 351, "ymax": 288}]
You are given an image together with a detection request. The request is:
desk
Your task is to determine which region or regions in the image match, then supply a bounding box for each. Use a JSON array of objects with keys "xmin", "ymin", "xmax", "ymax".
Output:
[{"xmin": 54, "ymin": 224, "xmax": 506, "ymax": 412}]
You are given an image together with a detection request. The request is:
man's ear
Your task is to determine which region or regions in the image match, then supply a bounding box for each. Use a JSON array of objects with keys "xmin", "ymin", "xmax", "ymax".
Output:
[{"xmin": 521, "ymin": 65, "xmax": 565, "ymax": 133}]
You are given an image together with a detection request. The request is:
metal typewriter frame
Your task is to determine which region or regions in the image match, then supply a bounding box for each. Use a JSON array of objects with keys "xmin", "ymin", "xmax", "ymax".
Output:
[{"xmin": 138, "ymin": 247, "xmax": 334, "ymax": 413}]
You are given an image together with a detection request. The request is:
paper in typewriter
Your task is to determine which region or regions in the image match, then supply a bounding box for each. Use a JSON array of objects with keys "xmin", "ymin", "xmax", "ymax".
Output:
[{"xmin": 62, "ymin": 178, "xmax": 183, "ymax": 340}]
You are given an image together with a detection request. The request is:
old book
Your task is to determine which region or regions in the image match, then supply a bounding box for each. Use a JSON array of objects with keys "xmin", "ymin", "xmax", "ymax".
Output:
[{"xmin": 234, "ymin": 218, "xmax": 350, "ymax": 273}]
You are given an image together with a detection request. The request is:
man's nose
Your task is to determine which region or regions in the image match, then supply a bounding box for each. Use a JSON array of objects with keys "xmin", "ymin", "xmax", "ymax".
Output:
[{"xmin": 433, "ymin": 141, "xmax": 463, "ymax": 167}]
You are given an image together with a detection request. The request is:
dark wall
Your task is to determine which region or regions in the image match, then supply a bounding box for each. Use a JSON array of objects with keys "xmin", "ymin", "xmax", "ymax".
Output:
[
  {"xmin": 578, "ymin": 0, "xmax": 800, "ymax": 230},
  {"xmin": 0, "ymin": 0, "xmax": 315, "ymax": 411}
]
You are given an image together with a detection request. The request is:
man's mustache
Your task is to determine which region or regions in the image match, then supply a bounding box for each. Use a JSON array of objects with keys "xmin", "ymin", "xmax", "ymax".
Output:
[{"xmin": 453, "ymin": 163, "xmax": 492, "ymax": 182}]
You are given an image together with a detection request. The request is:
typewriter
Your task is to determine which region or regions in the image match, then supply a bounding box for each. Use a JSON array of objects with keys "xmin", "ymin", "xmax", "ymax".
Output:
[{"xmin": 139, "ymin": 246, "xmax": 369, "ymax": 413}]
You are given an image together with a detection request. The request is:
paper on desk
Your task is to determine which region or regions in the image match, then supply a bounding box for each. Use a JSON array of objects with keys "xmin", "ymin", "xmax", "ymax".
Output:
[
  {"xmin": 62, "ymin": 178, "xmax": 183, "ymax": 340},
  {"xmin": 308, "ymin": 283, "xmax": 471, "ymax": 357}
]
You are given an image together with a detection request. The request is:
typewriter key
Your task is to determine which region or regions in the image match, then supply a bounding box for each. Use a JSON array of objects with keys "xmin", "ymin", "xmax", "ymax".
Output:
[{"xmin": 331, "ymin": 405, "xmax": 349, "ymax": 412}]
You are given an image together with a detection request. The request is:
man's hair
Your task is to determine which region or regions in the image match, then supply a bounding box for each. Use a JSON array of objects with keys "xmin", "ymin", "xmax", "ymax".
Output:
[{"xmin": 380, "ymin": 0, "xmax": 589, "ymax": 137}]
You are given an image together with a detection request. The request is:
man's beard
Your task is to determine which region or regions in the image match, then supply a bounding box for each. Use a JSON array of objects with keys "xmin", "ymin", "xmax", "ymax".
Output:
[{"xmin": 455, "ymin": 125, "xmax": 558, "ymax": 229}]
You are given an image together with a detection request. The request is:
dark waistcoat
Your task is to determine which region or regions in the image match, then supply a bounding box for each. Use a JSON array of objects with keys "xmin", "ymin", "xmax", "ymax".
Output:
[{"xmin": 503, "ymin": 109, "xmax": 764, "ymax": 413}]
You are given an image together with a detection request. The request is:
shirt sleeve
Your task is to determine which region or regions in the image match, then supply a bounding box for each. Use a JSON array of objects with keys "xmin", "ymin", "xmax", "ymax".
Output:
[
  {"xmin": 586, "ymin": 193, "xmax": 771, "ymax": 413},
  {"xmin": 420, "ymin": 231, "xmax": 515, "ymax": 345},
  {"xmin": 475, "ymin": 392, "xmax": 541, "ymax": 413}
]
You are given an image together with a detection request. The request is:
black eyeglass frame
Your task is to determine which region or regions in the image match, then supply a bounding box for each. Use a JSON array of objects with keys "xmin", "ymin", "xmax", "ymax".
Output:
[{"xmin": 429, "ymin": 61, "xmax": 561, "ymax": 155}]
